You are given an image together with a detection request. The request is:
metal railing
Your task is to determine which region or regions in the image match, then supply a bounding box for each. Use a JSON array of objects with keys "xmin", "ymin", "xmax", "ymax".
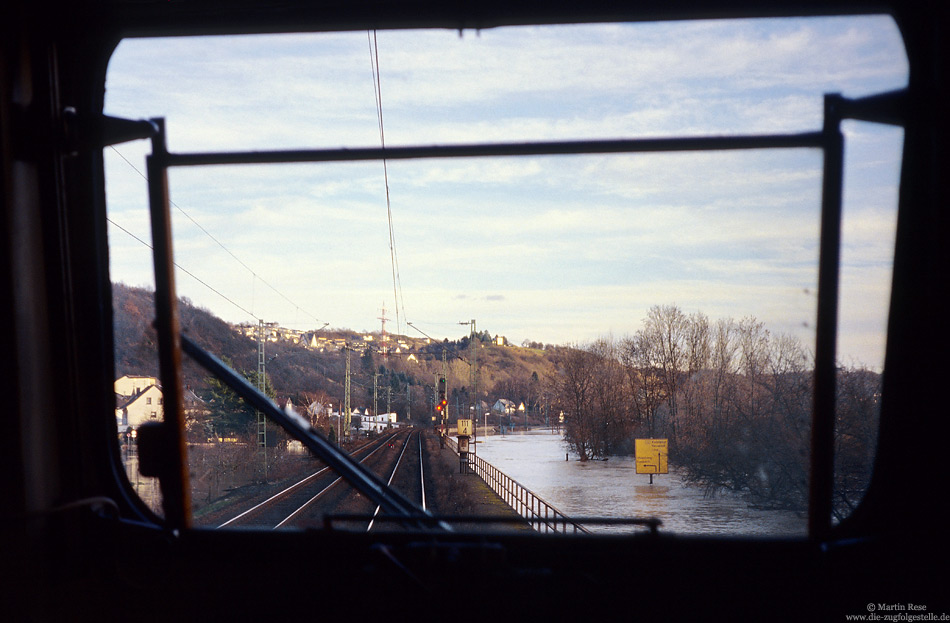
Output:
[{"xmin": 447, "ymin": 436, "xmax": 589, "ymax": 535}]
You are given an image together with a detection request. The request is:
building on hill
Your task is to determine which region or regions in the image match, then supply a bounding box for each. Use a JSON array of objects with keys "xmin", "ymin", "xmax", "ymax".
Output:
[
  {"xmin": 115, "ymin": 375, "xmax": 158, "ymax": 397},
  {"xmin": 276, "ymin": 397, "xmax": 297, "ymax": 414},
  {"xmin": 303, "ymin": 333, "xmax": 330, "ymax": 350},
  {"xmin": 182, "ymin": 387, "xmax": 209, "ymax": 426},
  {"xmin": 116, "ymin": 383, "xmax": 163, "ymax": 430},
  {"xmin": 281, "ymin": 329, "xmax": 302, "ymax": 344},
  {"xmin": 232, "ymin": 322, "xmax": 431, "ymax": 354}
]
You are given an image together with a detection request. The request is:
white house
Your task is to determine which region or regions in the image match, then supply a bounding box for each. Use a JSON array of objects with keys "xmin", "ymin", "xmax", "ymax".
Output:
[
  {"xmin": 493, "ymin": 398, "xmax": 516, "ymax": 414},
  {"xmin": 359, "ymin": 412, "xmax": 397, "ymax": 434},
  {"xmin": 116, "ymin": 384, "xmax": 163, "ymax": 430},
  {"xmin": 114, "ymin": 375, "xmax": 158, "ymax": 397}
]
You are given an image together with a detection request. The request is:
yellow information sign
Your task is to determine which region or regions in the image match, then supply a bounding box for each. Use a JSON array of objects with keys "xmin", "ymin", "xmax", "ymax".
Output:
[
  {"xmin": 457, "ymin": 419, "xmax": 473, "ymax": 436},
  {"xmin": 635, "ymin": 439, "xmax": 669, "ymax": 474}
]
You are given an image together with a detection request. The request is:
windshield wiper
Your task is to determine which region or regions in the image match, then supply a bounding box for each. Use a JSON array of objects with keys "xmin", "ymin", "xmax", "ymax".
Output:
[{"xmin": 181, "ymin": 335, "xmax": 449, "ymax": 532}]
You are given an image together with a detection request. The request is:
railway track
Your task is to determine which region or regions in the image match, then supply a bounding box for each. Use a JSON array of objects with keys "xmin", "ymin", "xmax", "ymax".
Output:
[{"xmin": 208, "ymin": 428, "xmax": 431, "ymax": 531}]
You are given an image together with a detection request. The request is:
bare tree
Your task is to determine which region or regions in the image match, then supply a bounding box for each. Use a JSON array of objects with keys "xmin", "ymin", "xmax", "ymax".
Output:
[
  {"xmin": 752, "ymin": 332, "xmax": 811, "ymax": 509},
  {"xmin": 553, "ymin": 346, "xmax": 599, "ymax": 460},
  {"xmin": 548, "ymin": 304, "xmax": 879, "ymax": 518},
  {"xmin": 551, "ymin": 340, "xmax": 634, "ymax": 460},
  {"xmin": 587, "ymin": 337, "xmax": 632, "ymax": 455},
  {"xmin": 644, "ymin": 305, "xmax": 689, "ymax": 445},
  {"xmin": 736, "ymin": 317, "xmax": 766, "ymax": 413},
  {"xmin": 620, "ymin": 334, "xmax": 665, "ymax": 438},
  {"xmin": 833, "ymin": 365, "xmax": 881, "ymax": 520},
  {"xmin": 681, "ymin": 311, "xmax": 712, "ymax": 443},
  {"xmin": 711, "ymin": 318, "xmax": 740, "ymax": 428}
]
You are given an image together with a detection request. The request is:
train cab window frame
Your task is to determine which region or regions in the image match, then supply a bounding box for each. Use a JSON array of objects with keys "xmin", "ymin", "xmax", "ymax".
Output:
[
  {"xmin": 4, "ymin": 2, "xmax": 947, "ymax": 621},
  {"xmin": 101, "ymin": 19, "xmax": 907, "ymax": 539}
]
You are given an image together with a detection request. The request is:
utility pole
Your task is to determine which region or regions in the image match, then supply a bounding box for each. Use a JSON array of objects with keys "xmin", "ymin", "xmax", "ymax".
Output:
[
  {"xmin": 459, "ymin": 319, "xmax": 477, "ymax": 459},
  {"xmin": 471, "ymin": 320, "xmax": 477, "ymax": 455},
  {"xmin": 378, "ymin": 303, "xmax": 390, "ymax": 359},
  {"xmin": 344, "ymin": 345, "xmax": 351, "ymax": 445},
  {"xmin": 257, "ymin": 319, "xmax": 268, "ymax": 481}
]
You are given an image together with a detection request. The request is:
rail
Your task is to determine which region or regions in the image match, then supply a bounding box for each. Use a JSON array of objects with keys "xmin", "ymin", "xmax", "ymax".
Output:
[{"xmin": 446, "ymin": 436, "xmax": 590, "ymax": 535}]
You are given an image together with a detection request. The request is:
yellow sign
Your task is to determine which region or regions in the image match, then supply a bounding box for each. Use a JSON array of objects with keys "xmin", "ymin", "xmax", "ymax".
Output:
[
  {"xmin": 635, "ymin": 439, "xmax": 668, "ymax": 474},
  {"xmin": 457, "ymin": 419, "xmax": 473, "ymax": 436}
]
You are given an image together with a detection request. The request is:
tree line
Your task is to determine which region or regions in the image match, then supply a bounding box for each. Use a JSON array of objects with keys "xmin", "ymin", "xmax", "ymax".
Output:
[{"xmin": 548, "ymin": 304, "xmax": 879, "ymax": 519}]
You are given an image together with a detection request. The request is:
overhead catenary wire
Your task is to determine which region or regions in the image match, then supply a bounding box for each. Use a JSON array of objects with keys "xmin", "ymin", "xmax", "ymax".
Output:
[
  {"xmin": 108, "ymin": 145, "xmax": 325, "ymax": 328},
  {"xmin": 368, "ymin": 30, "xmax": 408, "ymax": 338},
  {"xmin": 107, "ymin": 217, "xmax": 259, "ymax": 321}
]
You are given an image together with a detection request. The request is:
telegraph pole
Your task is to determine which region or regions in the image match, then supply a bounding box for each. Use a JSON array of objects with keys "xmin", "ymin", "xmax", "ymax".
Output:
[
  {"xmin": 344, "ymin": 345, "xmax": 351, "ymax": 445},
  {"xmin": 459, "ymin": 319, "xmax": 477, "ymax": 458},
  {"xmin": 378, "ymin": 303, "xmax": 390, "ymax": 358},
  {"xmin": 442, "ymin": 349, "xmax": 448, "ymax": 416},
  {"xmin": 257, "ymin": 319, "xmax": 268, "ymax": 481},
  {"xmin": 471, "ymin": 320, "xmax": 477, "ymax": 456}
]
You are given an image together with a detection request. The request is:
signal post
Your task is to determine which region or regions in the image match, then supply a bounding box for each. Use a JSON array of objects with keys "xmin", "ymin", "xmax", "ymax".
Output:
[
  {"xmin": 436, "ymin": 375, "xmax": 447, "ymax": 448},
  {"xmin": 457, "ymin": 417, "xmax": 473, "ymax": 474}
]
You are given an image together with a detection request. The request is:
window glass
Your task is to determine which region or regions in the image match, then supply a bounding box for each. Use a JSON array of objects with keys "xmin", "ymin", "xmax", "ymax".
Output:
[{"xmin": 104, "ymin": 17, "xmax": 906, "ymax": 534}]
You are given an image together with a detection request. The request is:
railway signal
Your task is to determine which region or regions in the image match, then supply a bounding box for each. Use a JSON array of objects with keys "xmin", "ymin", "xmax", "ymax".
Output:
[
  {"xmin": 436, "ymin": 376, "xmax": 447, "ymax": 414},
  {"xmin": 436, "ymin": 375, "xmax": 448, "ymax": 446}
]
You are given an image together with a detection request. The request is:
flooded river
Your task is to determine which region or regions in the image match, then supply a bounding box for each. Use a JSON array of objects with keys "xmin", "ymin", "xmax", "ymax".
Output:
[{"xmin": 475, "ymin": 428, "xmax": 806, "ymax": 537}]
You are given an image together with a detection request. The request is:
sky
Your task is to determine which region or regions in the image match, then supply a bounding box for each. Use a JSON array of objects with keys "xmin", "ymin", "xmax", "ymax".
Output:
[{"xmin": 103, "ymin": 15, "xmax": 908, "ymax": 369}]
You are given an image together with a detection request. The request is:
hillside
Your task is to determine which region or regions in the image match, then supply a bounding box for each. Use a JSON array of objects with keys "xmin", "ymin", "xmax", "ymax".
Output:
[{"xmin": 112, "ymin": 283, "xmax": 558, "ymax": 425}]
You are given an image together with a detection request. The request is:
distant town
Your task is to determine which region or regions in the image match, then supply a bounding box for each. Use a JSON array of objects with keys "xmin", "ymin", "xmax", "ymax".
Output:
[{"xmin": 232, "ymin": 320, "xmax": 509, "ymax": 355}]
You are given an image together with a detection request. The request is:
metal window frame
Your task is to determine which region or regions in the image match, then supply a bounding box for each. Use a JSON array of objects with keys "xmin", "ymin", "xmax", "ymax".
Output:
[{"xmin": 130, "ymin": 88, "xmax": 904, "ymax": 537}]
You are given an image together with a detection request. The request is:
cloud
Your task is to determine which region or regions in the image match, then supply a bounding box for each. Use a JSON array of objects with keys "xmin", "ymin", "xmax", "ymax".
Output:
[
  {"xmin": 106, "ymin": 17, "xmax": 907, "ymax": 150},
  {"xmin": 103, "ymin": 17, "xmax": 905, "ymax": 370}
]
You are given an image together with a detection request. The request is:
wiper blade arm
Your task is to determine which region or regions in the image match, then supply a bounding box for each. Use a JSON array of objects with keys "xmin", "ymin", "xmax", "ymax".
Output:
[{"xmin": 181, "ymin": 334, "xmax": 448, "ymax": 531}]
